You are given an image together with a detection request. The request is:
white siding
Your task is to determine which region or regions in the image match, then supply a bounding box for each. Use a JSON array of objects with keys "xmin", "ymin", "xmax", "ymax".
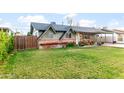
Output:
[
  {"xmin": 33, "ymin": 30, "xmax": 38, "ymax": 37},
  {"xmin": 38, "ymin": 31, "xmax": 43, "ymax": 37}
]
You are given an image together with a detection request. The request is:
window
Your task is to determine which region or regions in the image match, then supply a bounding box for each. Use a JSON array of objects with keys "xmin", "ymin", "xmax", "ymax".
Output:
[
  {"xmin": 66, "ymin": 33, "xmax": 68, "ymax": 38},
  {"xmin": 47, "ymin": 33, "xmax": 53, "ymax": 38},
  {"xmin": 66, "ymin": 33, "xmax": 72, "ymax": 38},
  {"xmin": 118, "ymin": 34, "xmax": 123, "ymax": 41},
  {"xmin": 69, "ymin": 33, "xmax": 71, "ymax": 38}
]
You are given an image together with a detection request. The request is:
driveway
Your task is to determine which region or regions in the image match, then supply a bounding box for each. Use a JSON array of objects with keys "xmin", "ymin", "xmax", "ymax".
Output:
[{"xmin": 102, "ymin": 43, "xmax": 124, "ymax": 48}]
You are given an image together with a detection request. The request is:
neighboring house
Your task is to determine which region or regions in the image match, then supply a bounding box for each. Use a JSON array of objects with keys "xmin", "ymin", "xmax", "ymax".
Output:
[
  {"xmin": 97, "ymin": 28, "xmax": 114, "ymax": 43},
  {"xmin": 30, "ymin": 22, "xmax": 107, "ymax": 48},
  {"xmin": 98, "ymin": 28, "xmax": 124, "ymax": 43},
  {"xmin": 0, "ymin": 27, "xmax": 14, "ymax": 35},
  {"xmin": 15, "ymin": 32, "xmax": 22, "ymax": 36},
  {"xmin": 112, "ymin": 29, "xmax": 124, "ymax": 43}
]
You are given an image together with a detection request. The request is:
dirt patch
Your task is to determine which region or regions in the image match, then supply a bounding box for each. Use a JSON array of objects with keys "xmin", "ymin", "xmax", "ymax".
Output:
[{"xmin": 0, "ymin": 61, "xmax": 4, "ymax": 65}]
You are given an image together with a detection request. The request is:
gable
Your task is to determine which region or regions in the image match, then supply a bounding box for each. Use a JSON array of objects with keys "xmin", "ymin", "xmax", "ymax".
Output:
[
  {"xmin": 61, "ymin": 28, "xmax": 76, "ymax": 39},
  {"xmin": 49, "ymin": 27, "xmax": 56, "ymax": 33},
  {"xmin": 42, "ymin": 28, "xmax": 55, "ymax": 39},
  {"xmin": 66, "ymin": 30, "xmax": 76, "ymax": 38},
  {"xmin": 39, "ymin": 25, "xmax": 65, "ymax": 39},
  {"xmin": 38, "ymin": 25, "xmax": 56, "ymax": 39}
]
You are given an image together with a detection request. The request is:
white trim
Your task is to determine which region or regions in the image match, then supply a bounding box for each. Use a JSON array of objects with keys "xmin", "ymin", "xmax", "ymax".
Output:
[{"xmin": 76, "ymin": 33, "xmax": 80, "ymax": 45}]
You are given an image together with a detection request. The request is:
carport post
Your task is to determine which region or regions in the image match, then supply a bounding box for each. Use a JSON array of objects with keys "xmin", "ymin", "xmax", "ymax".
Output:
[
  {"xmin": 100, "ymin": 33, "xmax": 102, "ymax": 43},
  {"xmin": 112, "ymin": 33, "xmax": 114, "ymax": 43},
  {"xmin": 105, "ymin": 33, "xmax": 106, "ymax": 43}
]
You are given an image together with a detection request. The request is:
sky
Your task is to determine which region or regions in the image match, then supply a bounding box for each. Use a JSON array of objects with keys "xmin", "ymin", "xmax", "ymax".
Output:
[{"xmin": 0, "ymin": 13, "xmax": 124, "ymax": 35}]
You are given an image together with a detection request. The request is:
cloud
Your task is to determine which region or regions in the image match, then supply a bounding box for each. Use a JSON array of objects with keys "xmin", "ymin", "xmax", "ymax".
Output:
[
  {"xmin": 79, "ymin": 19, "xmax": 96, "ymax": 27},
  {"xmin": 17, "ymin": 15, "xmax": 48, "ymax": 24},
  {"xmin": 0, "ymin": 18, "xmax": 13, "ymax": 29},
  {"xmin": 17, "ymin": 15, "xmax": 48, "ymax": 35},
  {"xmin": 0, "ymin": 22, "xmax": 12, "ymax": 27}
]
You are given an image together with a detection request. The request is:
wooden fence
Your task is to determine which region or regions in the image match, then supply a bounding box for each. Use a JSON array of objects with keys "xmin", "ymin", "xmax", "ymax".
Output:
[{"xmin": 14, "ymin": 36, "xmax": 38, "ymax": 50}]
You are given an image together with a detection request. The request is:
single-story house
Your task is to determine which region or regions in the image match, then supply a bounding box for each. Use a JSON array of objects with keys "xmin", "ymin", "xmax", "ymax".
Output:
[
  {"xmin": 30, "ymin": 22, "xmax": 108, "ymax": 49},
  {"xmin": 0, "ymin": 27, "xmax": 14, "ymax": 35}
]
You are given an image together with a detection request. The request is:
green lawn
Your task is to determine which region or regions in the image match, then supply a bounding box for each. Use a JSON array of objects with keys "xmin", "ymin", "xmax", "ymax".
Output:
[{"xmin": 1, "ymin": 46, "xmax": 124, "ymax": 79}]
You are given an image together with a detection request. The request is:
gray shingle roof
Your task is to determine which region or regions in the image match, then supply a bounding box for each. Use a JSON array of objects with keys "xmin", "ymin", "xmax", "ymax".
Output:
[
  {"xmin": 52, "ymin": 24, "xmax": 69, "ymax": 31},
  {"xmin": 72, "ymin": 26, "xmax": 98, "ymax": 33},
  {"xmin": 31, "ymin": 22, "xmax": 110, "ymax": 33},
  {"xmin": 31, "ymin": 22, "xmax": 69, "ymax": 31},
  {"xmin": 31, "ymin": 22, "xmax": 49, "ymax": 31},
  {"xmin": 31, "ymin": 23, "xmax": 49, "ymax": 30},
  {"xmin": 101, "ymin": 29, "xmax": 114, "ymax": 34}
]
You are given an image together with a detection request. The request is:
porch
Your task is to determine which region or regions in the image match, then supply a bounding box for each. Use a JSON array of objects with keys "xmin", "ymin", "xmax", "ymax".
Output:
[
  {"xmin": 78, "ymin": 32, "xmax": 96, "ymax": 45},
  {"xmin": 76, "ymin": 29, "xmax": 115, "ymax": 46}
]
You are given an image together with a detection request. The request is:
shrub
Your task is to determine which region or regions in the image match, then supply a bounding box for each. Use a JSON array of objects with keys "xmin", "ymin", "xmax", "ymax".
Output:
[
  {"xmin": 66, "ymin": 42, "xmax": 75, "ymax": 48},
  {"xmin": 7, "ymin": 33, "xmax": 14, "ymax": 53},
  {"xmin": 0, "ymin": 30, "xmax": 14, "ymax": 61}
]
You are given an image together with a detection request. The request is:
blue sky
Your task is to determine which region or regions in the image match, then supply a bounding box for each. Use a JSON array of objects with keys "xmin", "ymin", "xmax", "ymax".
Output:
[{"xmin": 0, "ymin": 13, "xmax": 124, "ymax": 34}]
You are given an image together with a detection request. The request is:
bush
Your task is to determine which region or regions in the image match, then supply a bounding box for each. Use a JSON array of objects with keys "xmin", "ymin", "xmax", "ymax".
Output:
[
  {"xmin": 0, "ymin": 30, "xmax": 14, "ymax": 61},
  {"xmin": 7, "ymin": 33, "xmax": 14, "ymax": 53},
  {"xmin": 66, "ymin": 42, "xmax": 75, "ymax": 48}
]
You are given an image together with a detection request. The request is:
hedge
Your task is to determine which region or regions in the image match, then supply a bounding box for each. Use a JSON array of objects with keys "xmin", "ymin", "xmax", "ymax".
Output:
[{"xmin": 0, "ymin": 30, "xmax": 14, "ymax": 61}]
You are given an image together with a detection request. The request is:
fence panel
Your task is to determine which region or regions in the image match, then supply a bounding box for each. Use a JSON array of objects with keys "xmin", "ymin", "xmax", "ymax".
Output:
[{"xmin": 14, "ymin": 36, "xmax": 38, "ymax": 50}]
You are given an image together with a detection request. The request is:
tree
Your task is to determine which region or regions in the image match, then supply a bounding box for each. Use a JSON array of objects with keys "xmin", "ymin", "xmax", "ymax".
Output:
[
  {"xmin": 66, "ymin": 17, "xmax": 73, "ymax": 26},
  {"xmin": 27, "ymin": 32, "xmax": 31, "ymax": 36}
]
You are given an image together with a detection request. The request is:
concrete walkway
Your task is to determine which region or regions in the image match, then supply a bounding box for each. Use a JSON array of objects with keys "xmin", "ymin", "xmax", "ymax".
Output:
[{"xmin": 102, "ymin": 43, "xmax": 124, "ymax": 48}]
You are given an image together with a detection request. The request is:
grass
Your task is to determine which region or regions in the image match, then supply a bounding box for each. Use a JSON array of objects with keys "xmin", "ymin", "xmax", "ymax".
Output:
[{"xmin": 0, "ymin": 46, "xmax": 124, "ymax": 79}]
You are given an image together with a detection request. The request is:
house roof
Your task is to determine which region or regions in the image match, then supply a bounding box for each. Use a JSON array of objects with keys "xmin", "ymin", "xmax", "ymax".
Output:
[
  {"xmin": 100, "ymin": 28, "xmax": 124, "ymax": 34},
  {"xmin": 72, "ymin": 26, "xmax": 105, "ymax": 33},
  {"xmin": 31, "ymin": 22, "xmax": 49, "ymax": 31},
  {"xmin": 100, "ymin": 29, "xmax": 114, "ymax": 34},
  {"xmin": 31, "ymin": 22, "xmax": 112, "ymax": 34},
  {"xmin": 31, "ymin": 22, "xmax": 68, "ymax": 31},
  {"xmin": 0, "ymin": 27, "xmax": 14, "ymax": 33},
  {"xmin": 113, "ymin": 29, "xmax": 124, "ymax": 34}
]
